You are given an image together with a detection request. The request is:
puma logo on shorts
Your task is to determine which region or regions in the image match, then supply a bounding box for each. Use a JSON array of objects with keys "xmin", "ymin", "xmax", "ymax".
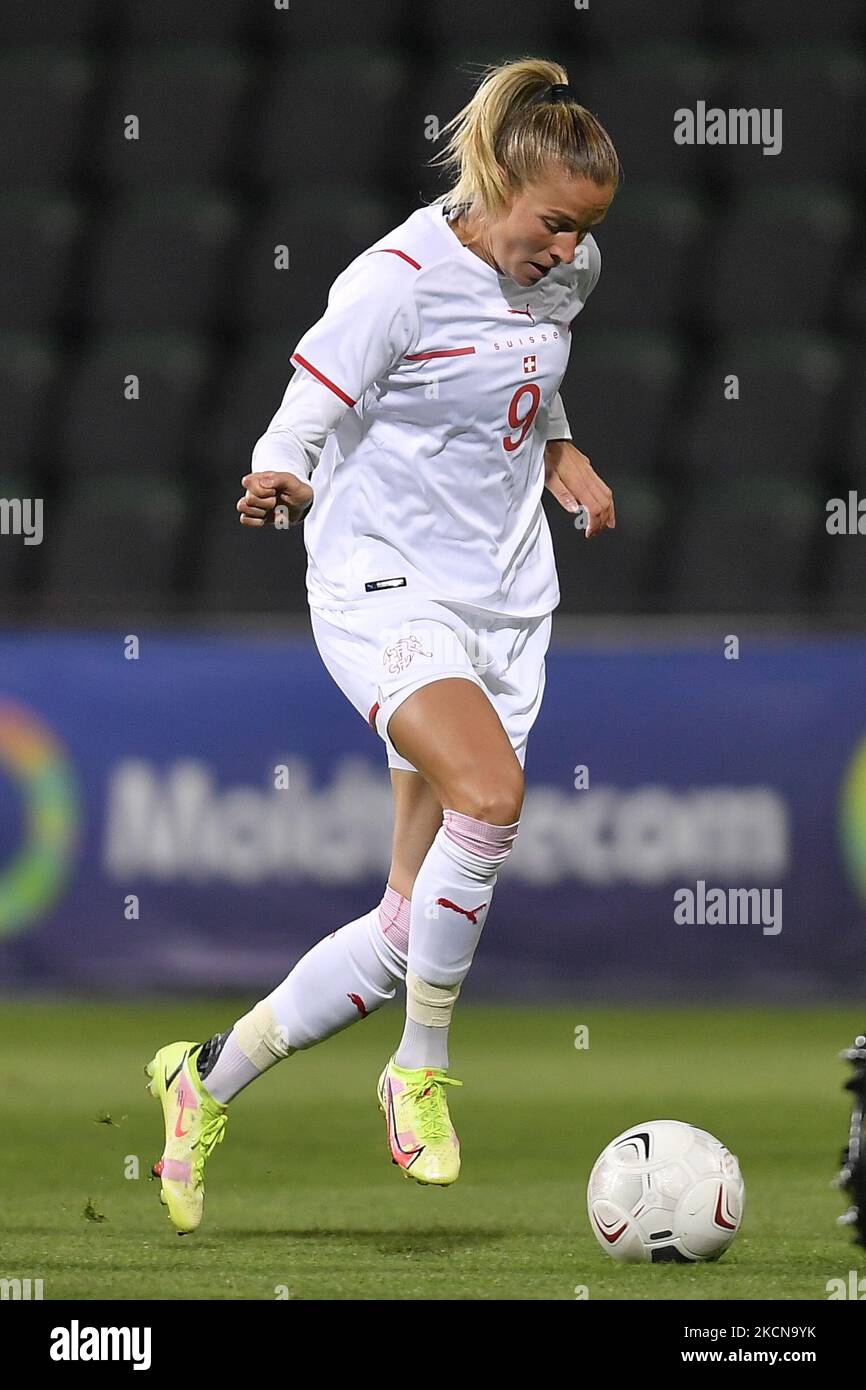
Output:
[{"xmin": 365, "ymin": 576, "xmax": 407, "ymax": 591}]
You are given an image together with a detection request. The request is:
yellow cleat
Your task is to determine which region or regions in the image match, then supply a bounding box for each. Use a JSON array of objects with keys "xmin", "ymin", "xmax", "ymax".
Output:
[
  {"xmin": 144, "ymin": 1041, "xmax": 227, "ymax": 1235},
  {"xmin": 377, "ymin": 1056, "xmax": 462, "ymax": 1186}
]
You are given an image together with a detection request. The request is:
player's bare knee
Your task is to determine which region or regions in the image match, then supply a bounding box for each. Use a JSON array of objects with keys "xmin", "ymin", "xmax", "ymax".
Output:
[{"xmin": 448, "ymin": 771, "xmax": 524, "ymax": 825}]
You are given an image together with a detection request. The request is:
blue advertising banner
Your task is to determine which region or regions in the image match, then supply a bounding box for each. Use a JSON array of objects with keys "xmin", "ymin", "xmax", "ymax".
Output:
[{"xmin": 0, "ymin": 630, "xmax": 864, "ymax": 1000}]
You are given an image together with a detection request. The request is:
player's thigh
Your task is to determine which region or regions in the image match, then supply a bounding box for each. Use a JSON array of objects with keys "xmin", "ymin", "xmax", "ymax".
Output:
[
  {"xmin": 387, "ymin": 768, "xmax": 443, "ymax": 898},
  {"xmin": 386, "ymin": 676, "xmax": 525, "ymax": 824}
]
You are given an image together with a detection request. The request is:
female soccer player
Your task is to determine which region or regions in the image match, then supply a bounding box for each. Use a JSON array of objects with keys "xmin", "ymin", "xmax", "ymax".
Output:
[{"xmin": 146, "ymin": 56, "xmax": 619, "ymax": 1233}]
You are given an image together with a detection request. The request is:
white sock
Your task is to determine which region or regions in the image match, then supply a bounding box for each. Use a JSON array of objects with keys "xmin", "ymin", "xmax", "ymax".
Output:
[
  {"xmin": 398, "ymin": 1017, "xmax": 450, "ymax": 1071},
  {"xmin": 394, "ymin": 810, "xmax": 519, "ymax": 1070},
  {"xmin": 201, "ymin": 887, "xmax": 411, "ymax": 1103}
]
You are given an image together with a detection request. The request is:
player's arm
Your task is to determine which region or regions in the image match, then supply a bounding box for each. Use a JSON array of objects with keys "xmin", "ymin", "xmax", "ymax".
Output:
[
  {"xmin": 542, "ymin": 236, "xmax": 613, "ymax": 539},
  {"xmin": 543, "ymin": 392, "xmax": 615, "ymax": 540},
  {"xmin": 544, "ymin": 432, "xmax": 615, "ymax": 540},
  {"xmin": 238, "ymin": 253, "xmax": 420, "ymax": 528},
  {"xmin": 238, "ymin": 370, "xmax": 341, "ymax": 528}
]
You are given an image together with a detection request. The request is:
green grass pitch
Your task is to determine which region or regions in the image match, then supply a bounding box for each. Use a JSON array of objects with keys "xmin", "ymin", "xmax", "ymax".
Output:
[{"xmin": 0, "ymin": 1000, "xmax": 861, "ymax": 1300}]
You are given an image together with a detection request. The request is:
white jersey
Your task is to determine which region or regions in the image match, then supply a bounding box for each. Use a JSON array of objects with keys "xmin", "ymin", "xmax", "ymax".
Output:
[{"xmin": 250, "ymin": 200, "xmax": 601, "ymax": 617}]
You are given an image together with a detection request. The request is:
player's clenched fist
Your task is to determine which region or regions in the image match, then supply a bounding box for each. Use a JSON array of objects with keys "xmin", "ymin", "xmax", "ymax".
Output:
[{"xmin": 237, "ymin": 472, "xmax": 314, "ymax": 528}]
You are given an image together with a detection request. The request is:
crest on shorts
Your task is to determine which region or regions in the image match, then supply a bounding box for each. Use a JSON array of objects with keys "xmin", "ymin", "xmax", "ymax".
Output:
[{"xmin": 382, "ymin": 635, "xmax": 432, "ymax": 675}]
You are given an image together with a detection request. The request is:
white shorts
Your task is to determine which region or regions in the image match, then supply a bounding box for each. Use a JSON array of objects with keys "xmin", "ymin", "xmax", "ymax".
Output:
[{"xmin": 309, "ymin": 597, "xmax": 552, "ymax": 773}]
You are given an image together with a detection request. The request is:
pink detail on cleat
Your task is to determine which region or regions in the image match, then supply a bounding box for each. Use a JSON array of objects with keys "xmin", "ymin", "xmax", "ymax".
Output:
[
  {"xmin": 174, "ymin": 1075, "xmax": 199, "ymax": 1138},
  {"xmin": 161, "ymin": 1158, "xmax": 192, "ymax": 1183},
  {"xmin": 385, "ymin": 1076, "xmax": 425, "ymax": 1169}
]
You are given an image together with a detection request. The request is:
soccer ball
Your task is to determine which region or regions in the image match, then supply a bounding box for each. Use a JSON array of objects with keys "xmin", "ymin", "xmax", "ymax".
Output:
[{"xmin": 587, "ymin": 1119, "xmax": 745, "ymax": 1263}]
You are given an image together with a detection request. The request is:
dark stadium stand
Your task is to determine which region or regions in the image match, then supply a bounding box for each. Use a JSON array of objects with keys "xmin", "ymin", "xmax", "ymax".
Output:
[{"xmin": 0, "ymin": 0, "xmax": 864, "ymax": 621}]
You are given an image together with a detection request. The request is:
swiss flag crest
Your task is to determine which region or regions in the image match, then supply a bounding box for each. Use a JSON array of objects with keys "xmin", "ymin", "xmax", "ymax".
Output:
[{"xmin": 523, "ymin": 354, "xmax": 537, "ymax": 374}]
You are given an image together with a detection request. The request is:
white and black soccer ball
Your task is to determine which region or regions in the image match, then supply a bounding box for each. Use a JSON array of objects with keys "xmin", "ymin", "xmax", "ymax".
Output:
[{"xmin": 587, "ymin": 1120, "xmax": 745, "ymax": 1263}]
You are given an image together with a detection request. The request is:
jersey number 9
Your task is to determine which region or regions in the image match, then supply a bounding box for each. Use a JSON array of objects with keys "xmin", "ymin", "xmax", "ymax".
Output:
[{"xmin": 503, "ymin": 383, "xmax": 542, "ymax": 453}]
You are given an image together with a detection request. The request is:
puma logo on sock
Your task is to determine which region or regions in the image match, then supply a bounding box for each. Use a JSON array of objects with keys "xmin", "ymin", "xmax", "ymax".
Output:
[{"xmin": 436, "ymin": 897, "xmax": 489, "ymax": 926}]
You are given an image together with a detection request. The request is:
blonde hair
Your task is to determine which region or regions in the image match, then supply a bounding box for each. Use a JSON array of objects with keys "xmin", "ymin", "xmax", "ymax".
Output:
[{"xmin": 429, "ymin": 56, "xmax": 621, "ymax": 220}]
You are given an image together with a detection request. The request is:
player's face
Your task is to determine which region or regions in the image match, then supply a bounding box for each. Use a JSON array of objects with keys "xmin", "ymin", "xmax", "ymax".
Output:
[{"xmin": 492, "ymin": 170, "xmax": 616, "ymax": 287}]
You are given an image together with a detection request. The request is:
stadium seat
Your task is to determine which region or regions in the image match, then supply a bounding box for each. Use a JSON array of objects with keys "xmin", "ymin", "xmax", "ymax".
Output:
[
  {"xmin": 559, "ymin": 330, "xmax": 684, "ymax": 481},
  {"xmin": 568, "ymin": 43, "xmax": 729, "ymax": 185},
  {"xmin": 713, "ymin": 47, "xmax": 866, "ymax": 186},
  {"xmin": 0, "ymin": 6, "xmax": 859, "ymax": 626},
  {"xmin": 840, "ymin": 350, "xmax": 866, "ymax": 477},
  {"xmin": 231, "ymin": 189, "xmax": 405, "ymax": 332},
  {"xmin": 0, "ymin": 47, "xmax": 94, "ymax": 187},
  {"xmin": 0, "ymin": 335, "xmax": 59, "ymax": 471},
  {"xmin": 93, "ymin": 46, "xmax": 251, "ymax": 188},
  {"xmin": 253, "ymin": 0, "xmax": 409, "ymax": 48},
  {"xmin": 249, "ymin": 48, "xmax": 410, "ymax": 191},
  {"xmin": 841, "ymin": 245, "xmax": 866, "ymax": 337},
  {"xmin": 58, "ymin": 334, "xmax": 211, "ymax": 477},
  {"xmin": 0, "ymin": 0, "xmax": 108, "ymax": 40},
  {"xmin": 673, "ymin": 332, "xmax": 843, "ymax": 481},
  {"xmin": 195, "ymin": 498, "xmax": 310, "ymax": 615},
  {"xmin": 668, "ymin": 476, "xmax": 822, "ymax": 613},
  {"xmin": 0, "ymin": 194, "xmax": 84, "ymax": 330},
  {"xmin": 81, "ymin": 191, "xmax": 242, "ymax": 331},
  {"xmin": 572, "ymin": 185, "xmax": 705, "ymax": 330},
  {"xmin": 823, "ymin": 350, "xmax": 866, "ymax": 613},
  {"xmin": 546, "ymin": 473, "xmax": 667, "ymax": 613},
  {"xmin": 823, "ymin": 529, "xmax": 866, "ymax": 616},
  {"xmin": 202, "ymin": 332, "xmax": 310, "ymax": 477},
  {"xmin": 0, "ymin": 470, "xmax": 39, "ymax": 609},
  {"xmin": 580, "ymin": 0, "xmax": 714, "ymax": 44},
  {"xmin": 38, "ymin": 473, "xmax": 190, "ymax": 614},
  {"xmin": 719, "ymin": 0, "xmax": 864, "ymax": 43},
  {"xmin": 414, "ymin": 0, "xmax": 562, "ymax": 48},
  {"xmin": 700, "ymin": 185, "xmax": 854, "ymax": 331},
  {"xmin": 114, "ymin": 0, "xmax": 251, "ymax": 41}
]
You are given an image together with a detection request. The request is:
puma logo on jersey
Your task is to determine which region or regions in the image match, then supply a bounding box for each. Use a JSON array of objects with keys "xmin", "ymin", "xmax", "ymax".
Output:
[{"xmin": 382, "ymin": 635, "xmax": 432, "ymax": 674}]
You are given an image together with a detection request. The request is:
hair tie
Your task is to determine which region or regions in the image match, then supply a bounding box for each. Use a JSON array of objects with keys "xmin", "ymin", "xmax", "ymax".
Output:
[{"xmin": 540, "ymin": 82, "xmax": 574, "ymax": 104}]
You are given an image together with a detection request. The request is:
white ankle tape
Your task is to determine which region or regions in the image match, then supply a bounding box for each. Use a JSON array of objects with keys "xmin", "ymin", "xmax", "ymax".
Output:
[
  {"xmin": 234, "ymin": 999, "xmax": 296, "ymax": 1068},
  {"xmin": 406, "ymin": 970, "xmax": 461, "ymax": 1027}
]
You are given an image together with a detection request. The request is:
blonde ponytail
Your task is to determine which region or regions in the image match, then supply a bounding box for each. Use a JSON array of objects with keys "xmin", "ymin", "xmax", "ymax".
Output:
[{"xmin": 429, "ymin": 56, "xmax": 621, "ymax": 219}]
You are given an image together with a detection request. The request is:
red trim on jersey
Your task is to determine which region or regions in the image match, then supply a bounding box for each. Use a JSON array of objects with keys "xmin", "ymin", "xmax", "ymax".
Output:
[
  {"xmin": 290, "ymin": 353, "xmax": 356, "ymax": 406},
  {"xmin": 368, "ymin": 701, "xmax": 380, "ymax": 731},
  {"xmin": 404, "ymin": 347, "xmax": 476, "ymax": 360},
  {"xmin": 367, "ymin": 248, "xmax": 422, "ymax": 270}
]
